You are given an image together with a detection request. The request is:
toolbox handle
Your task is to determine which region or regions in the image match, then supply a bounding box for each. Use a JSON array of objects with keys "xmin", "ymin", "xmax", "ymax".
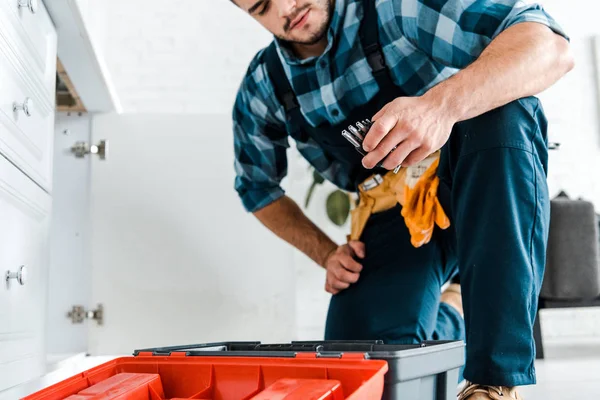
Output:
[{"xmin": 132, "ymin": 341, "xmax": 261, "ymax": 356}]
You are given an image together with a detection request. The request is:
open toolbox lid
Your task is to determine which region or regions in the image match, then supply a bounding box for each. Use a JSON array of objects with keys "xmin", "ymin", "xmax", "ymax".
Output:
[
  {"xmin": 132, "ymin": 340, "xmax": 465, "ymax": 359},
  {"xmin": 23, "ymin": 344, "xmax": 390, "ymax": 400}
]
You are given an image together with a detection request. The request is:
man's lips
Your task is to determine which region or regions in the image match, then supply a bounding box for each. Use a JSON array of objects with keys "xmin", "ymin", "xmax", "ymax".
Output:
[{"xmin": 290, "ymin": 9, "xmax": 310, "ymax": 30}]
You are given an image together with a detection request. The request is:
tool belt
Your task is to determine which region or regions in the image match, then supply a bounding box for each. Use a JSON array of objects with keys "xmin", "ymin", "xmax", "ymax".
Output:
[{"xmin": 348, "ymin": 151, "xmax": 450, "ymax": 248}]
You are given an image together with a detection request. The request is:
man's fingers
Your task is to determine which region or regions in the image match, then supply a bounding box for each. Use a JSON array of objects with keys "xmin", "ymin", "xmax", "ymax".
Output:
[
  {"xmin": 371, "ymin": 103, "xmax": 389, "ymax": 122},
  {"xmin": 332, "ymin": 263, "xmax": 360, "ymax": 284},
  {"xmin": 326, "ymin": 285, "xmax": 340, "ymax": 295},
  {"xmin": 363, "ymin": 112, "xmax": 397, "ymax": 152},
  {"xmin": 382, "ymin": 139, "xmax": 418, "ymax": 170},
  {"xmin": 348, "ymin": 240, "xmax": 365, "ymax": 258},
  {"xmin": 325, "ymin": 243, "xmax": 366, "ymax": 295},
  {"xmin": 338, "ymin": 253, "xmax": 362, "ymax": 273},
  {"xmin": 363, "ymin": 123, "xmax": 411, "ymax": 169},
  {"xmin": 325, "ymin": 282, "xmax": 340, "ymax": 295},
  {"xmin": 331, "ymin": 278, "xmax": 351, "ymax": 290},
  {"xmin": 402, "ymin": 146, "xmax": 433, "ymax": 167}
]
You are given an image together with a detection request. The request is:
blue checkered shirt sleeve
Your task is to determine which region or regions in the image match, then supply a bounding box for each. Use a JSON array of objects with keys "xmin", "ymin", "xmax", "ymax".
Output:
[
  {"xmin": 393, "ymin": 0, "xmax": 569, "ymax": 69},
  {"xmin": 233, "ymin": 57, "xmax": 291, "ymax": 213}
]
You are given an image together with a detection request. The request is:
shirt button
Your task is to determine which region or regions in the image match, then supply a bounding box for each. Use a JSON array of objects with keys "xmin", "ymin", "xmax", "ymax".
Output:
[
  {"xmin": 331, "ymin": 108, "xmax": 339, "ymax": 117},
  {"xmin": 319, "ymin": 60, "xmax": 327, "ymax": 68}
]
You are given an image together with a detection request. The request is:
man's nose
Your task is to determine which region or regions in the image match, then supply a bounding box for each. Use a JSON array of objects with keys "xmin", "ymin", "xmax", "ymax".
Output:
[{"xmin": 275, "ymin": 0, "xmax": 297, "ymax": 18}]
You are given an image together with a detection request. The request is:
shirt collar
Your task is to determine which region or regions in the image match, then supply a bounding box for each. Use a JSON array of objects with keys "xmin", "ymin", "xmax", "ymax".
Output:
[{"xmin": 275, "ymin": 0, "xmax": 346, "ymax": 66}]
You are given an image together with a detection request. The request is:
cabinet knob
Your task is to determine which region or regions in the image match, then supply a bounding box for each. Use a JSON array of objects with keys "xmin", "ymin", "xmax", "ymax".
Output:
[
  {"xmin": 13, "ymin": 97, "xmax": 33, "ymax": 117},
  {"xmin": 18, "ymin": 0, "xmax": 38, "ymax": 14},
  {"xmin": 6, "ymin": 265, "xmax": 27, "ymax": 287}
]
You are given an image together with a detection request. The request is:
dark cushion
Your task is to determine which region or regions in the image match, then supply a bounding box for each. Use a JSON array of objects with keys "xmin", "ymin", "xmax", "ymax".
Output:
[{"xmin": 541, "ymin": 197, "xmax": 600, "ymax": 300}]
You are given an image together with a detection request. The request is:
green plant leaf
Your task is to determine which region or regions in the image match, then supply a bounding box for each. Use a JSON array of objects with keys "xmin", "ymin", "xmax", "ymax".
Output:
[
  {"xmin": 326, "ymin": 190, "xmax": 350, "ymax": 226},
  {"xmin": 313, "ymin": 169, "xmax": 325, "ymax": 184}
]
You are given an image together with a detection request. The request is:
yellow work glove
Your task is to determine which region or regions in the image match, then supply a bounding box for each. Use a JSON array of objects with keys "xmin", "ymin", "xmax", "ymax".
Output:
[{"xmin": 400, "ymin": 156, "xmax": 450, "ymax": 247}]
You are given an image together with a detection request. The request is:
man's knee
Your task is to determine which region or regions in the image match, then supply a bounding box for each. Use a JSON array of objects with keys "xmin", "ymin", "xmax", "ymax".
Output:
[{"xmin": 452, "ymin": 96, "xmax": 546, "ymax": 158}]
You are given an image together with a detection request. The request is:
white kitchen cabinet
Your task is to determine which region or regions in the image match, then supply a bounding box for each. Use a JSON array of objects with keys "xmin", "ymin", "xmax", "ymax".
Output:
[
  {"xmin": 0, "ymin": 0, "xmax": 57, "ymax": 96},
  {"xmin": 0, "ymin": 153, "xmax": 51, "ymax": 393},
  {"xmin": 0, "ymin": 0, "xmax": 56, "ymax": 392},
  {"xmin": 0, "ymin": 0, "xmax": 56, "ymax": 192}
]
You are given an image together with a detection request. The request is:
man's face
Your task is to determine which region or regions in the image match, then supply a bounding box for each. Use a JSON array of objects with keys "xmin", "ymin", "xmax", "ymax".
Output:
[{"xmin": 235, "ymin": 0, "xmax": 333, "ymax": 45}]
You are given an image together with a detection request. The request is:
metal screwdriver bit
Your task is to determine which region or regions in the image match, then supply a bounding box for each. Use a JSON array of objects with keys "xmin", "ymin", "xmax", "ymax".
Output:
[
  {"xmin": 355, "ymin": 121, "xmax": 368, "ymax": 135},
  {"xmin": 341, "ymin": 130, "xmax": 359, "ymax": 146},
  {"xmin": 347, "ymin": 125, "xmax": 364, "ymax": 141}
]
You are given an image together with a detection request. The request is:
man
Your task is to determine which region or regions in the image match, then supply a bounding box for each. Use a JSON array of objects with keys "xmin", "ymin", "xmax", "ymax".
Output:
[{"xmin": 231, "ymin": 0, "xmax": 573, "ymax": 398}]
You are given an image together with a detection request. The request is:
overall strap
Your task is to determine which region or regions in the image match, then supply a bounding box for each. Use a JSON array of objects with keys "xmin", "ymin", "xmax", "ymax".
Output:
[
  {"xmin": 262, "ymin": 42, "xmax": 306, "ymax": 133},
  {"xmin": 360, "ymin": 0, "xmax": 395, "ymax": 89}
]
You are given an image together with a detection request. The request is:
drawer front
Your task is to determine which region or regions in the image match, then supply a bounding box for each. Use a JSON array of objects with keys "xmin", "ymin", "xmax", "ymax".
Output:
[
  {"xmin": 0, "ymin": 44, "xmax": 55, "ymax": 191},
  {"xmin": 0, "ymin": 154, "xmax": 51, "ymax": 392},
  {"xmin": 0, "ymin": 0, "xmax": 57, "ymax": 95}
]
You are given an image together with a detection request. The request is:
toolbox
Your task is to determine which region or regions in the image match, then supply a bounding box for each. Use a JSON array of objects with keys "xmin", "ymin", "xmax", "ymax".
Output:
[{"xmin": 23, "ymin": 340, "xmax": 464, "ymax": 400}]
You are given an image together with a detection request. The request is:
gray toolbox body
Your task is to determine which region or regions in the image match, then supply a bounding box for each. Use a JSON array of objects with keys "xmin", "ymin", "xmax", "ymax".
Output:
[{"xmin": 134, "ymin": 340, "xmax": 465, "ymax": 400}]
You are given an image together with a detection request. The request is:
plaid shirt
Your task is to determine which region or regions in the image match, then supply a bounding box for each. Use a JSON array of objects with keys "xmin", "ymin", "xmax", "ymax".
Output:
[{"xmin": 232, "ymin": 0, "xmax": 567, "ymax": 212}]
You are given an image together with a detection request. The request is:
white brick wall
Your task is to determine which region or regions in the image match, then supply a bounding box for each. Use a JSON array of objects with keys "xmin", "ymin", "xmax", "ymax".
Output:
[
  {"xmin": 92, "ymin": 0, "xmax": 600, "ymax": 340},
  {"xmin": 99, "ymin": 0, "xmax": 272, "ymax": 113}
]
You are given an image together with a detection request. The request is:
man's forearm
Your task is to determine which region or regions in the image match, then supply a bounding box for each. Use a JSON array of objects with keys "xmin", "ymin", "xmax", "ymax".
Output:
[
  {"xmin": 425, "ymin": 22, "xmax": 574, "ymax": 123},
  {"xmin": 253, "ymin": 196, "xmax": 338, "ymax": 268}
]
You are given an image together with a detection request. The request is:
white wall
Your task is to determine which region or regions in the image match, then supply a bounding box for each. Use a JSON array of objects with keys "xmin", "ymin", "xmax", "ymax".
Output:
[
  {"xmin": 87, "ymin": 0, "xmax": 600, "ymax": 341},
  {"xmin": 100, "ymin": 0, "xmax": 272, "ymax": 113},
  {"xmin": 538, "ymin": 1, "xmax": 600, "ymax": 210}
]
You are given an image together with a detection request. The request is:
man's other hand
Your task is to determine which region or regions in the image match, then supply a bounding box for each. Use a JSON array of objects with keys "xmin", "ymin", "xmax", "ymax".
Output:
[{"xmin": 324, "ymin": 241, "xmax": 365, "ymax": 295}]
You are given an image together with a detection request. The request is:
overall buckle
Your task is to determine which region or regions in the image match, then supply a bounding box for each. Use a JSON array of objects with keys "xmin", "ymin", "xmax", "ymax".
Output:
[{"xmin": 360, "ymin": 174, "xmax": 383, "ymax": 191}]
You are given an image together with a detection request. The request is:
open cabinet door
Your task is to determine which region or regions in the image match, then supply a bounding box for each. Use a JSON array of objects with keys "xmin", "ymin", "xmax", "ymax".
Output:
[
  {"xmin": 45, "ymin": 114, "xmax": 93, "ymax": 363},
  {"xmin": 86, "ymin": 114, "xmax": 297, "ymax": 356}
]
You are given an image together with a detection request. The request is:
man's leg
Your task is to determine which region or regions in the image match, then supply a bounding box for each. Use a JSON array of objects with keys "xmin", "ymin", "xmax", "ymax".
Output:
[
  {"xmin": 435, "ymin": 284, "xmax": 464, "ymax": 339},
  {"xmin": 438, "ymin": 96, "xmax": 550, "ymax": 387},
  {"xmin": 324, "ymin": 205, "xmax": 463, "ymax": 345}
]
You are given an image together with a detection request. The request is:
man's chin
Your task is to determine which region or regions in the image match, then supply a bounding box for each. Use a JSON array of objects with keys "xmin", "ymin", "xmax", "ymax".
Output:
[
  {"xmin": 304, "ymin": 30, "xmax": 329, "ymax": 45},
  {"xmin": 281, "ymin": 28, "xmax": 328, "ymax": 46}
]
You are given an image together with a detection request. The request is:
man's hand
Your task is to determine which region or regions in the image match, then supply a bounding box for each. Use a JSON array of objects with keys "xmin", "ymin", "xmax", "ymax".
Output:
[
  {"xmin": 324, "ymin": 241, "xmax": 365, "ymax": 295},
  {"xmin": 361, "ymin": 95, "xmax": 456, "ymax": 169}
]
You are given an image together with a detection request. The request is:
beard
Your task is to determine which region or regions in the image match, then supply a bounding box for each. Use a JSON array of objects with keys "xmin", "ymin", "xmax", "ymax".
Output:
[{"xmin": 276, "ymin": 0, "xmax": 334, "ymax": 46}]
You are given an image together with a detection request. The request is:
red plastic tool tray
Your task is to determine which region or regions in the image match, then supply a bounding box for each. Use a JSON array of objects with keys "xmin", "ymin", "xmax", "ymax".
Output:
[{"xmin": 22, "ymin": 352, "xmax": 388, "ymax": 400}]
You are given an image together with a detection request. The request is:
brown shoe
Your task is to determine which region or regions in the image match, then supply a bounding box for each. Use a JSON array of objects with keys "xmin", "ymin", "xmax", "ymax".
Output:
[
  {"xmin": 441, "ymin": 283, "xmax": 463, "ymax": 317},
  {"xmin": 457, "ymin": 381, "xmax": 523, "ymax": 400}
]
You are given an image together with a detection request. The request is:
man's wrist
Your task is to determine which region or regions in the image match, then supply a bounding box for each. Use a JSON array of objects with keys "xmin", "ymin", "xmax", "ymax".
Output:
[
  {"xmin": 423, "ymin": 77, "xmax": 469, "ymax": 124},
  {"xmin": 320, "ymin": 243, "xmax": 338, "ymax": 268}
]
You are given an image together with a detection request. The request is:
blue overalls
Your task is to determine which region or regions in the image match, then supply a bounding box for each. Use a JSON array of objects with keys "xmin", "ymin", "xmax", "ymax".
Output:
[{"xmin": 263, "ymin": 0, "xmax": 549, "ymax": 387}]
